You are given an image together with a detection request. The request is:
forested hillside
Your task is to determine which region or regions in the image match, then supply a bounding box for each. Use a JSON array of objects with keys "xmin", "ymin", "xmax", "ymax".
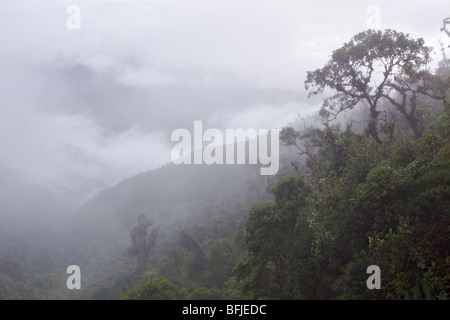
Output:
[
  {"xmin": 115, "ymin": 101, "xmax": 449, "ymax": 300},
  {"xmin": 119, "ymin": 29, "xmax": 450, "ymax": 300},
  {"xmin": 0, "ymin": 28, "xmax": 449, "ymax": 300},
  {"xmin": 0, "ymin": 156, "xmax": 280, "ymax": 299}
]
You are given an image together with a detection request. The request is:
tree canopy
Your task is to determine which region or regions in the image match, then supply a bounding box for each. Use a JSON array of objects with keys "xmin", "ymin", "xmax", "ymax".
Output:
[{"xmin": 305, "ymin": 29, "xmax": 447, "ymax": 140}]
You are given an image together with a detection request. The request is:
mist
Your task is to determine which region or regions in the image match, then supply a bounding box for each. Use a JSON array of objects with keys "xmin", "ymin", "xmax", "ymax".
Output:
[
  {"xmin": 0, "ymin": 0, "xmax": 449, "ymax": 301},
  {"xmin": 1, "ymin": 0, "xmax": 447, "ymax": 205}
]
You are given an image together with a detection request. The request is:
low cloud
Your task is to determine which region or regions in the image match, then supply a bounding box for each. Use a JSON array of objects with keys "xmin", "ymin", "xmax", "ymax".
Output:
[
  {"xmin": 208, "ymin": 102, "xmax": 318, "ymax": 132},
  {"xmin": 0, "ymin": 0, "xmax": 448, "ymax": 206}
]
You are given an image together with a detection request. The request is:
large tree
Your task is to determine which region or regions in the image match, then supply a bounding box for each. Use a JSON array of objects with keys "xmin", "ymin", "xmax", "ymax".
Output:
[
  {"xmin": 127, "ymin": 214, "xmax": 159, "ymax": 272},
  {"xmin": 305, "ymin": 29, "xmax": 445, "ymax": 140},
  {"xmin": 235, "ymin": 175, "xmax": 312, "ymax": 299}
]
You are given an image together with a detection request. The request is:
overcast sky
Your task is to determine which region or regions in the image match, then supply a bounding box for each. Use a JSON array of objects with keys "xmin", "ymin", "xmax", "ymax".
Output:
[{"xmin": 0, "ymin": 0, "xmax": 449, "ymax": 205}]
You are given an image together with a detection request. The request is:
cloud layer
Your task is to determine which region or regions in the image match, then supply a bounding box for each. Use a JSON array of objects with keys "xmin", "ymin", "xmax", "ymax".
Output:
[{"xmin": 0, "ymin": 0, "xmax": 448, "ymax": 205}]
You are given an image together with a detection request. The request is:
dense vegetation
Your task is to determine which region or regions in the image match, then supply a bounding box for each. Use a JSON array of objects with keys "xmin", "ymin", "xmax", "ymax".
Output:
[
  {"xmin": 117, "ymin": 102, "xmax": 449, "ymax": 300},
  {"xmin": 117, "ymin": 29, "xmax": 450, "ymax": 300},
  {"xmin": 0, "ymin": 28, "xmax": 449, "ymax": 300}
]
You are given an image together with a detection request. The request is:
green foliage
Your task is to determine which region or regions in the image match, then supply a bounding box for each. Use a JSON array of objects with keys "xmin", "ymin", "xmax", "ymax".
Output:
[
  {"xmin": 95, "ymin": 30, "xmax": 450, "ymax": 300},
  {"xmin": 240, "ymin": 93, "xmax": 449, "ymax": 299},
  {"xmin": 0, "ymin": 271, "xmax": 21, "ymax": 299},
  {"xmin": 121, "ymin": 277, "xmax": 187, "ymax": 300},
  {"xmin": 3, "ymin": 28, "xmax": 448, "ymax": 301},
  {"xmin": 119, "ymin": 88, "xmax": 449, "ymax": 300},
  {"xmin": 91, "ymin": 268, "xmax": 140, "ymax": 300},
  {"xmin": 127, "ymin": 214, "xmax": 159, "ymax": 273},
  {"xmin": 235, "ymin": 175, "xmax": 311, "ymax": 299},
  {"xmin": 305, "ymin": 29, "xmax": 446, "ymax": 139}
]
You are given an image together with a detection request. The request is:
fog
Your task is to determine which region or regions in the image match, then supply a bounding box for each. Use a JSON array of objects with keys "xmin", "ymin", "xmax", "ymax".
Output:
[
  {"xmin": 0, "ymin": 0, "xmax": 448, "ymax": 301},
  {"xmin": 0, "ymin": 0, "xmax": 447, "ymax": 206}
]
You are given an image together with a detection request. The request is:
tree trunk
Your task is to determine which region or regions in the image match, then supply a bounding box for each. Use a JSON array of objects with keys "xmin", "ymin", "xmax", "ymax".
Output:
[
  {"xmin": 405, "ymin": 113, "xmax": 423, "ymax": 138},
  {"xmin": 365, "ymin": 106, "xmax": 381, "ymax": 143}
]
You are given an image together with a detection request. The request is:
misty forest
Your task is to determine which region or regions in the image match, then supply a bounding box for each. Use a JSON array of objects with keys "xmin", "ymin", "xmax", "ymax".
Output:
[{"xmin": 1, "ymin": 6, "xmax": 450, "ymax": 300}]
